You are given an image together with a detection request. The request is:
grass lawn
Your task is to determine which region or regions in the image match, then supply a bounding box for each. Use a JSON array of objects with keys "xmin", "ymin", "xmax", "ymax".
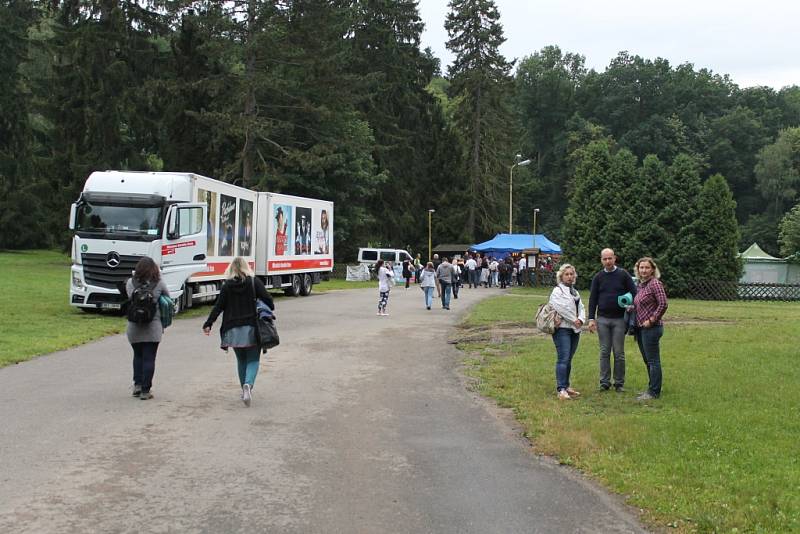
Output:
[
  {"xmin": 459, "ymin": 287, "xmax": 800, "ymax": 532},
  {"xmin": 0, "ymin": 250, "xmax": 369, "ymax": 367}
]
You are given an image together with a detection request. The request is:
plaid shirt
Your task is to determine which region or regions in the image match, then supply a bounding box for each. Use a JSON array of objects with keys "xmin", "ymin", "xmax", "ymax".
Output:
[{"xmin": 633, "ymin": 277, "xmax": 668, "ymax": 326}]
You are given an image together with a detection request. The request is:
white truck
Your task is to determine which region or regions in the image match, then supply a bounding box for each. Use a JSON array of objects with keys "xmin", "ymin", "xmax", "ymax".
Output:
[{"xmin": 69, "ymin": 171, "xmax": 333, "ymax": 312}]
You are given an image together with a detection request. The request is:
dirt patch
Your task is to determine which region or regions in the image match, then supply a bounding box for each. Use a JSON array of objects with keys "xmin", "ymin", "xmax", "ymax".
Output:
[
  {"xmin": 452, "ymin": 317, "xmax": 733, "ymax": 346},
  {"xmin": 451, "ymin": 322, "xmax": 545, "ymax": 345}
]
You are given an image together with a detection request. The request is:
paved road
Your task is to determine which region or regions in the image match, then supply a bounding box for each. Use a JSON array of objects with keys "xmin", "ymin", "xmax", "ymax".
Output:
[{"xmin": 0, "ymin": 284, "xmax": 647, "ymax": 534}]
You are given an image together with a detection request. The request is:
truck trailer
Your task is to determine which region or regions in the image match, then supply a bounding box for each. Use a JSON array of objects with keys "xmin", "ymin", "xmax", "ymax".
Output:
[{"xmin": 69, "ymin": 171, "xmax": 333, "ymax": 312}]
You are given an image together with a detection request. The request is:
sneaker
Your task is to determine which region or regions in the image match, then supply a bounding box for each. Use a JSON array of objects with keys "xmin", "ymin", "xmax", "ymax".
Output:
[
  {"xmin": 426, "ymin": 306, "xmax": 431, "ymax": 310},
  {"xmin": 381, "ymin": 312, "xmax": 389, "ymax": 316},
  {"xmin": 377, "ymin": 311, "xmax": 382, "ymax": 316},
  {"xmin": 140, "ymin": 391, "xmax": 153, "ymax": 400},
  {"xmin": 614, "ymin": 385, "xmax": 625, "ymax": 393},
  {"xmin": 599, "ymin": 384, "xmax": 610, "ymax": 391},
  {"xmin": 557, "ymin": 389, "xmax": 572, "ymax": 400},
  {"xmin": 132, "ymin": 384, "xmax": 142, "ymax": 397},
  {"xmin": 566, "ymin": 387, "xmax": 581, "ymax": 398},
  {"xmin": 636, "ymin": 391, "xmax": 655, "ymax": 401},
  {"xmin": 242, "ymin": 384, "xmax": 252, "ymax": 407}
]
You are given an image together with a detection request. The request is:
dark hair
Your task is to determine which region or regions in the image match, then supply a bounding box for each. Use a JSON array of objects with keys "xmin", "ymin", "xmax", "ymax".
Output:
[
  {"xmin": 133, "ymin": 256, "xmax": 160, "ymax": 283},
  {"xmin": 376, "ymin": 259, "xmax": 384, "ymax": 269}
]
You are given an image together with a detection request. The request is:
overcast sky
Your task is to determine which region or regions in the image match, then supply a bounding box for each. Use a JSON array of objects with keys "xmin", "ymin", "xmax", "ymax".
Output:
[{"xmin": 418, "ymin": 0, "xmax": 800, "ymax": 89}]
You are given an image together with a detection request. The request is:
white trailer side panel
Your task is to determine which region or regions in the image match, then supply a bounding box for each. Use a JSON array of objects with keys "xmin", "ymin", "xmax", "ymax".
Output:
[
  {"xmin": 188, "ymin": 176, "xmax": 258, "ymax": 282},
  {"xmin": 257, "ymin": 192, "xmax": 333, "ymax": 276}
]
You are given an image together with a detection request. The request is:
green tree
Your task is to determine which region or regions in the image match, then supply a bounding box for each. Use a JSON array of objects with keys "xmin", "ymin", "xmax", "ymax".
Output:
[
  {"xmin": 445, "ymin": 0, "xmax": 516, "ymax": 240},
  {"xmin": 561, "ymin": 140, "xmax": 616, "ymax": 283},
  {"xmin": 754, "ymin": 127, "xmax": 800, "ymax": 219},
  {"xmin": 778, "ymin": 202, "xmax": 800, "ymax": 257},
  {"xmin": 0, "ymin": 0, "xmax": 48, "ymax": 248},
  {"xmin": 677, "ymin": 174, "xmax": 742, "ymax": 288}
]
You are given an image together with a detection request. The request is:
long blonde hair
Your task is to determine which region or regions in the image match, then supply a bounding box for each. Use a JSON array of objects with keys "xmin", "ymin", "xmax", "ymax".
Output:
[{"xmin": 224, "ymin": 256, "xmax": 254, "ymax": 279}]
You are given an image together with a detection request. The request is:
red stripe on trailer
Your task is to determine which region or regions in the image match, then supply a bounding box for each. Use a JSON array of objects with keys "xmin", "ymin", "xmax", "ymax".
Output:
[
  {"xmin": 268, "ymin": 259, "xmax": 332, "ymax": 271},
  {"xmin": 192, "ymin": 260, "xmax": 255, "ymax": 277}
]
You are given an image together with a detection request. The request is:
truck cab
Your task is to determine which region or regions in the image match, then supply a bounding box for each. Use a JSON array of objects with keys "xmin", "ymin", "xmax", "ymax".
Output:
[{"xmin": 69, "ymin": 172, "xmax": 207, "ymax": 311}]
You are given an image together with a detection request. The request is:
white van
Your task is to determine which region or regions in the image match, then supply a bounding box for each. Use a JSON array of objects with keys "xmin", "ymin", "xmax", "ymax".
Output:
[{"xmin": 357, "ymin": 247, "xmax": 413, "ymax": 266}]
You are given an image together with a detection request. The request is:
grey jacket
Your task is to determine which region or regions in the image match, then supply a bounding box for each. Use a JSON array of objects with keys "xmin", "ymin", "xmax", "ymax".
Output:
[
  {"xmin": 436, "ymin": 262, "xmax": 455, "ymax": 283},
  {"xmin": 125, "ymin": 278, "xmax": 170, "ymax": 344}
]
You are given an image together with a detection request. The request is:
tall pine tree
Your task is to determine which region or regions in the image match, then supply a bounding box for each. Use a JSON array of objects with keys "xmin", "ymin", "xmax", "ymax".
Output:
[{"xmin": 445, "ymin": 0, "xmax": 516, "ymax": 240}]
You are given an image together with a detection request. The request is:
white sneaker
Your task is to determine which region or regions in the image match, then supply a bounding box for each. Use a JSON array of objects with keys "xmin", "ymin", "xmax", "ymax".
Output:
[
  {"xmin": 242, "ymin": 384, "xmax": 252, "ymax": 407},
  {"xmin": 557, "ymin": 389, "xmax": 571, "ymax": 400}
]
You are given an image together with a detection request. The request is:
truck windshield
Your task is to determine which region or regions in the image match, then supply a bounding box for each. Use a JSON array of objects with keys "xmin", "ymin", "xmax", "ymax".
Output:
[{"xmin": 75, "ymin": 202, "xmax": 163, "ymax": 241}]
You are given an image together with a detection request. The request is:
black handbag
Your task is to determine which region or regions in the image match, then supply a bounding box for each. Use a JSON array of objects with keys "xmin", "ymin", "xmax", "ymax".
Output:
[{"xmin": 252, "ymin": 278, "xmax": 279, "ymax": 351}]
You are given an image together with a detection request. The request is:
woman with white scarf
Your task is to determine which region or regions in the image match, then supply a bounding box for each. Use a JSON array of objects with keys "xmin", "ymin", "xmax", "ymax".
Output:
[{"xmin": 549, "ymin": 263, "xmax": 586, "ymax": 400}]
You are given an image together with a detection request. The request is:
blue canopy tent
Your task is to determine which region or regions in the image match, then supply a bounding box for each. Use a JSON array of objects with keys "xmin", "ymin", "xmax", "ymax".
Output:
[{"xmin": 470, "ymin": 233, "xmax": 561, "ymax": 258}]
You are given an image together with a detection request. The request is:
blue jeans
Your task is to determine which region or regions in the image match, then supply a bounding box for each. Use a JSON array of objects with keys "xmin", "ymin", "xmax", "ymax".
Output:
[
  {"xmin": 422, "ymin": 286, "xmax": 434, "ymax": 308},
  {"xmin": 469, "ymin": 270, "xmax": 478, "ymax": 287},
  {"xmin": 234, "ymin": 346, "xmax": 261, "ymax": 387},
  {"xmin": 439, "ymin": 282, "xmax": 452, "ymax": 308},
  {"xmin": 636, "ymin": 325, "xmax": 663, "ymax": 397},
  {"xmin": 552, "ymin": 328, "xmax": 580, "ymax": 391},
  {"xmin": 132, "ymin": 342, "xmax": 159, "ymax": 392}
]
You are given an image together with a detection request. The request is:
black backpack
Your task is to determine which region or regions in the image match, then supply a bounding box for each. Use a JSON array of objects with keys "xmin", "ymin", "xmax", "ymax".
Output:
[{"xmin": 127, "ymin": 281, "xmax": 157, "ymax": 324}]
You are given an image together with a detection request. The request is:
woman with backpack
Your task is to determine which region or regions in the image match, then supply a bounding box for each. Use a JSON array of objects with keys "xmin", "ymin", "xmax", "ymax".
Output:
[
  {"xmin": 548, "ymin": 263, "xmax": 586, "ymax": 400},
  {"xmin": 202, "ymin": 257, "xmax": 274, "ymax": 407},
  {"xmin": 126, "ymin": 256, "xmax": 170, "ymax": 400}
]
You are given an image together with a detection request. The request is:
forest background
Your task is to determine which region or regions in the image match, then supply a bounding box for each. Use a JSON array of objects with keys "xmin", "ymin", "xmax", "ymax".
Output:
[{"xmin": 2, "ymin": 0, "xmax": 800, "ymax": 293}]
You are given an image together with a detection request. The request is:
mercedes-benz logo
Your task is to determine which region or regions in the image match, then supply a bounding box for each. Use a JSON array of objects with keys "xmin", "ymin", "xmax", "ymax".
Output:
[{"xmin": 106, "ymin": 251, "xmax": 121, "ymax": 268}]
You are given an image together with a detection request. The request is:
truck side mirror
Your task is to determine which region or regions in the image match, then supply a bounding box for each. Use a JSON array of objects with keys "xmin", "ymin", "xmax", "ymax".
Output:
[
  {"xmin": 69, "ymin": 203, "xmax": 77, "ymax": 230},
  {"xmin": 167, "ymin": 206, "xmax": 178, "ymax": 239}
]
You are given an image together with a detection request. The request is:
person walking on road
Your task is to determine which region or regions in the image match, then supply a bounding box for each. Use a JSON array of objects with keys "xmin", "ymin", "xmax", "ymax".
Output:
[
  {"xmin": 632, "ymin": 257, "xmax": 668, "ymax": 401},
  {"xmin": 452, "ymin": 259, "xmax": 462, "ymax": 299},
  {"xmin": 125, "ymin": 256, "xmax": 170, "ymax": 400},
  {"xmin": 402, "ymin": 257, "xmax": 413, "ymax": 289},
  {"xmin": 202, "ymin": 257, "xmax": 275, "ymax": 407},
  {"xmin": 419, "ymin": 261, "xmax": 437, "ymax": 310},
  {"xmin": 549, "ymin": 264, "xmax": 586, "ymax": 400},
  {"xmin": 465, "ymin": 254, "xmax": 478, "ymax": 288},
  {"xmin": 436, "ymin": 257, "xmax": 456, "ymax": 309},
  {"xmin": 587, "ymin": 248, "xmax": 637, "ymax": 392},
  {"xmin": 375, "ymin": 259, "xmax": 394, "ymax": 316}
]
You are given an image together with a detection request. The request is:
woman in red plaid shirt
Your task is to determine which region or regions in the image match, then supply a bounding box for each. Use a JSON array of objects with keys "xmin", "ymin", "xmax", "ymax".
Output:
[{"xmin": 632, "ymin": 257, "xmax": 668, "ymax": 400}]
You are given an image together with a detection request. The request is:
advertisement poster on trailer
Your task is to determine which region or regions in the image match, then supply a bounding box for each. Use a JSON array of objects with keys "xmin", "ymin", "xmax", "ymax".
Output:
[
  {"xmin": 315, "ymin": 208, "xmax": 330, "ymax": 254},
  {"xmin": 295, "ymin": 207, "xmax": 312, "ymax": 255},
  {"xmin": 274, "ymin": 204, "xmax": 292, "ymax": 256},
  {"xmin": 198, "ymin": 189, "xmax": 217, "ymax": 257},
  {"xmin": 238, "ymin": 199, "xmax": 253, "ymax": 256},
  {"xmin": 218, "ymin": 194, "xmax": 236, "ymax": 256}
]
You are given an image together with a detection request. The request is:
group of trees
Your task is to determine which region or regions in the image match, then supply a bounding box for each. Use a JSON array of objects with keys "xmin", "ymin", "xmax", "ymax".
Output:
[{"xmin": 2, "ymin": 0, "xmax": 799, "ymax": 290}]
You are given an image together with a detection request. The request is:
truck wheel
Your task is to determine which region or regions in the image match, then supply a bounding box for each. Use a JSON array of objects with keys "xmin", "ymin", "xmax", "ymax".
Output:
[
  {"xmin": 300, "ymin": 273, "xmax": 313, "ymax": 296},
  {"xmin": 284, "ymin": 274, "xmax": 302, "ymax": 297},
  {"xmin": 182, "ymin": 284, "xmax": 193, "ymax": 310}
]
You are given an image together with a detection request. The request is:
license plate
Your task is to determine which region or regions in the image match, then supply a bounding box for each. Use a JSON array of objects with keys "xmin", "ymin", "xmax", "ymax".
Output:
[{"xmin": 101, "ymin": 303, "xmax": 121, "ymax": 310}]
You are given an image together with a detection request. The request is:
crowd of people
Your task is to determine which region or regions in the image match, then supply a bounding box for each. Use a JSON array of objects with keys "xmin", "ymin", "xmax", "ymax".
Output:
[{"xmin": 123, "ymin": 246, "xmax": 668, "ymax": 408}]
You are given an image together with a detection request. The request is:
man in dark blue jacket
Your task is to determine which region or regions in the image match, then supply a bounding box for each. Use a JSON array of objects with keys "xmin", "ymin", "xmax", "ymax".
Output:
[{"xmin": 587, "ymin": 248, "xmax": 637, "ymax": 391}]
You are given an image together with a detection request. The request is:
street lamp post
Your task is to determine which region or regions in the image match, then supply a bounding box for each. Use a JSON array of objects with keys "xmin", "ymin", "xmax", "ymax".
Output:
[
  {"xmin": 532, "ymin": 208, "xmax": 540, "ymax": 248},
  {"xmin": 509, "ymin": 155, "xmax": 532, "ymax": 233},
  {"xmin": 428, "ymin": 209, "xmax": 435, "ymax": 262}
]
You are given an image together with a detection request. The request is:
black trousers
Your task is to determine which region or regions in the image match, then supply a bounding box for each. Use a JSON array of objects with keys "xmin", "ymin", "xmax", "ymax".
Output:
[{"xmin": 132, "ymin": 342, "xmax": 160, "ymax": 392}]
